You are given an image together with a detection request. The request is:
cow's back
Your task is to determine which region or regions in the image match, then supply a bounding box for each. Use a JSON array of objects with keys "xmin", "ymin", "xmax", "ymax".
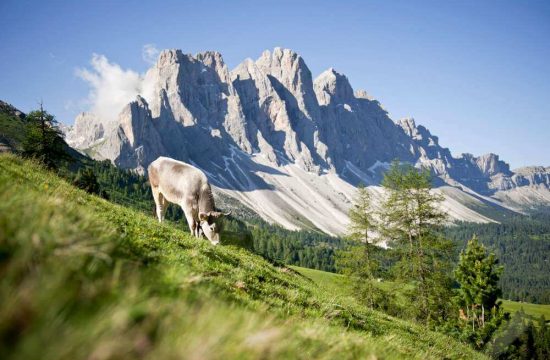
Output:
[{"xmin": 148, "ymin": 157, "xmax": 207, "ymax": 205}]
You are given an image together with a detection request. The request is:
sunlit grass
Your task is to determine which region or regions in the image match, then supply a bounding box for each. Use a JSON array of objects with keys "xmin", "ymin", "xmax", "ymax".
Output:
[
  {"xmin": 0, "ymin": 154, "xmax": 485, "ymax": 359},
  {"xmin": 501, "ymin": 300, "xmax": 550, "ymax": 319}
]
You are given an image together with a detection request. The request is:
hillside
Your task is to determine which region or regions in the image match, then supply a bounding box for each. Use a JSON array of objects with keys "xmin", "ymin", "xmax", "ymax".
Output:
[{"xmin": 0, "ymin": 154, "xmax": 485, "ymax": 359}]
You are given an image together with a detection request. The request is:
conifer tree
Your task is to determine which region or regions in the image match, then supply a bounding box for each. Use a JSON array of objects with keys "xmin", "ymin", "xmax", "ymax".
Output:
[
  {"xmin": 380, "ymin": 160, "xmax": 454, "ymax": 325},
  {"xmin": 336, "ymin": 185, "xmax": 381, "ymax": 309},
  {"xmin": 454, "ymin": 235, "xmax": 505, "ymax": 348},
  {"xmin": 22, "ymin": 103, "xmax": 68, "ymax": 169},
  {"xmin": 73, "ymin": 168, "xmax": 101, "ymax": 195},
  {"xmin": 535, "ymin": 315, "xmax": 550, "ymax": 359}
]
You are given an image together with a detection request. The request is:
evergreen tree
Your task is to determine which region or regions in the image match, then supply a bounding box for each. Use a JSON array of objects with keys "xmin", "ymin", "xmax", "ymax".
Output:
[
  {"xmin": 347, "ymin": 185, "xmax": 377, "ymax": 245},
  {"xmin": 22, "ymin": 104, "xmax": 69, "ymax": 169},
  {"xmin": 336, "ymin": 185, "xmax": 382, "ymax": 309},
  {"xmin": 517, "ymin": 321, "xmax": 537, "ymax": 359},
  {"xmin": 535, "ymin": 315, "xmax": 550, "ymax": 359},
  {"xmin": 73, "ymin": 168, "xmax": 101, "ymax": 196},
  {"xmin": 454, "ymin": 235, "xmax": 505, "ymax": 348},
  {"xmin": 380, "ymin": 160, "xmax": 454, "ymax": 325}
]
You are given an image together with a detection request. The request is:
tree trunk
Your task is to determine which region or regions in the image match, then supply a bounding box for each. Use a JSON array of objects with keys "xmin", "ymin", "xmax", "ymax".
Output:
[
  {"xmin": 482, "ymin": 304, "xmax": 485, "ymax": 328},
  {"xmin": 40, "ymin": 103, "xmax": 46, "ymax": 156}
]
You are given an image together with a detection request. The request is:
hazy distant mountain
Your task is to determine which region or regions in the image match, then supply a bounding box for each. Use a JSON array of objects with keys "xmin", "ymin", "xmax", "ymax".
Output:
[{"xmin": 64, "ymin": 48, "xmax": 550, "ymax": 234}]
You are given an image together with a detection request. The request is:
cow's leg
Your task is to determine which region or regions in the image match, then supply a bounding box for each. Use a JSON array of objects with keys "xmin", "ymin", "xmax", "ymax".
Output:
[
  {"xmin": 182, "ymin": 208, "xmax": 199, "ymax": 237},
  {"xmin": 152, "ymin": 187, "xmax": 167, "ymax": 222}
]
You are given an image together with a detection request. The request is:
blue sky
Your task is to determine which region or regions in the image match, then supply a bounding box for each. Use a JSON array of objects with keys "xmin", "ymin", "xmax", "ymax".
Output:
[{"xmin": 1, "ymin": 0, "xmax": 549, "ymax": 168}]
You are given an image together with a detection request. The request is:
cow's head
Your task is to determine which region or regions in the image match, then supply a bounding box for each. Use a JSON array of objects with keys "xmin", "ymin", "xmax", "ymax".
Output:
[{"xmin": 199, "ymin": 211, "xmax": 231, "ymax": 245}]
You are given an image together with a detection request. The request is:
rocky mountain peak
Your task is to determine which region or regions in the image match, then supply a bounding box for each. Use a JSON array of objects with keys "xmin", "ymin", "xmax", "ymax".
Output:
[
  {"xmin": 397, "ymin": 117, "xmax": 417, "ymax": 135},
  {"xmin": 157, "ymin": 49, "xmax": 185, "ymax": 67},
  {"xmin": 255, "ymin": 47, "xmax": 317, "ymax": 113},
  {"xmin": 474, "ymin": 153, "xmax": 511, "ymax": 177},
  {"xmin": 397, "ymin": 117, "xmax": 440, "ymax": 146},
  {"xmin": 195, "ymin": 51, "xmax": 230, "ymax": 82},
  {"xmin": 314, "ymin": 68, "xmax": 355, "ymax": 106}
]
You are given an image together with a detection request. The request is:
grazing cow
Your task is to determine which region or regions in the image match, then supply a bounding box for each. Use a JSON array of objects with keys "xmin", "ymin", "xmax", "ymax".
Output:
[{"xmin": 148, "ymin": 156, "xmax": 229, "ymax": 245}]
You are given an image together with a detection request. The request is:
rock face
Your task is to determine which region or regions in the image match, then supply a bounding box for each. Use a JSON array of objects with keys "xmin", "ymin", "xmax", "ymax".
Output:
[{"xmin": 64, "ymin": 48, "xmax": 550, "ymax": 233}]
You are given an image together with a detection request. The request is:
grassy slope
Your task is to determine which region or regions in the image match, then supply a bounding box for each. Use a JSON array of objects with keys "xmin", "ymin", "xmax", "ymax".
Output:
[
  {"xmin": 0, "ymin": 154, "xmax": 485, "ymax": 359},
  {"xmin": 292, "ymin": 266, "xmax": 550, "ymax": 321}
]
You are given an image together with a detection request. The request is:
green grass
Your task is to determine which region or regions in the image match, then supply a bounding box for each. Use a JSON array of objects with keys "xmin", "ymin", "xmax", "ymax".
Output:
[
  {"xmin": 293, "ymin": 265, "xmax": 550, "ymax": 323},
  {"xmin": 289, "ymin": 266, "xmax": 352, "ymax": 297},
  {"xmin": 0, "ymin": 154, "xmax": 485, "ymax": 359},
  {"xmin": 501, "ymin": 300, "xmax": 550, "ymax": 319},
  {"xmin": 292, "ymin": 266, "xmax": 414, "ymax": 312}
]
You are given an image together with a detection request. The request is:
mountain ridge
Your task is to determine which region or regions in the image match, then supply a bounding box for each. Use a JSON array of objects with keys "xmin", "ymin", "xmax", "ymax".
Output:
[{"xmin": 63, "ymin": 48, "xmax": 550, "ymax": 234}]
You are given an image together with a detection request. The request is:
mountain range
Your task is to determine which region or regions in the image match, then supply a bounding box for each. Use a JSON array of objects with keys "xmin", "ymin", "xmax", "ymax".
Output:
[{"xmin": 64, "ymin": 48, "xmax": 550, "ymax": 235}]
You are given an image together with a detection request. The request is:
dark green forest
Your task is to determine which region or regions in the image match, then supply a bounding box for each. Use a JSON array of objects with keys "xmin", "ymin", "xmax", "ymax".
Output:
[{"xmin": 445, "ymin": 215, "xmax": 550, "ymax": 304}]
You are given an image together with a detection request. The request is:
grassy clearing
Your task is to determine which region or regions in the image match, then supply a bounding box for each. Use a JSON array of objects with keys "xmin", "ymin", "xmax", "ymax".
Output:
[
  {"xmin": 0, "ymin": 154, "xmax": 485, "ymax": 359},
  {"xmin": 292, "ymin": 266, "xmax": 414, "ymax": 311},
  {"xmin": 293, "ymin": 266, "xmax": 550, "ymax": 322},
  {"xmin": 501, "ymin": 300, "xmax": 550, "ymax": 319},
  {"xmin": 289, "ymin": 266, "xmax": 352, "ymax": 297}
]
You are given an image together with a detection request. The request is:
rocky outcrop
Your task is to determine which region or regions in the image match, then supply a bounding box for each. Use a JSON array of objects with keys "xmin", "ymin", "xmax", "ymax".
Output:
[
  {"xmin": 64, "ymin": 112, "xmax": 105, "ymax": 149},
  {"xmin": 112, "ymin": 96, "xmax": 167, "ymax": 173},
  {"xmin": 492, "ymin": 166, "xmax": 550, "ymax": 191},
  {"xmin": 0, "ymin": 100, "xmax": 26, "ymax": 120}
]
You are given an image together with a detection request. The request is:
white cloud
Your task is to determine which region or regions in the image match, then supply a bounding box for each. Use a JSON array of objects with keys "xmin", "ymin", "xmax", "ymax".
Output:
[
  {"xmin": 76, "ymin": 53, "xmax": 154, "ymax": 123},
  {"xmin": 142, "ymin": 44, "xmax": 160, "ymax": 65}
]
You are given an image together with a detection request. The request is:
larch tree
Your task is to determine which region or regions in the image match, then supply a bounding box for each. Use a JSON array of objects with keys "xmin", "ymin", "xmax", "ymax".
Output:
[
  {"xmin": 336, "ymin": 184, "xmax": 381, "ymax": 309},
  {"xmin": 380, "ymin": 160, "xmax": 454, "ymax": 325}
]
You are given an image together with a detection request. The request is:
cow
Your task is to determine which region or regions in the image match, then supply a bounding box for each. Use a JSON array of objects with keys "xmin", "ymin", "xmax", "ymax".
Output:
[{"xmin": 147, "ymin": 156, "xmax": 229, "ymax": 245}]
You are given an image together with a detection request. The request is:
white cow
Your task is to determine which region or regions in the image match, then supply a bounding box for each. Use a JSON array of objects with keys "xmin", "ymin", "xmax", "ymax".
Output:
[{"xmin": 148, "ymin": 156, "xmax": 229, "ymax": 245}]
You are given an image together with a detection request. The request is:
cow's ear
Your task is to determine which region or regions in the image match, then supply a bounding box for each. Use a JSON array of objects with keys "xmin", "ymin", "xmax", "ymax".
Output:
[{"xmin": 199, "ymin": 212, "xmax": 209, "ymax": 221}]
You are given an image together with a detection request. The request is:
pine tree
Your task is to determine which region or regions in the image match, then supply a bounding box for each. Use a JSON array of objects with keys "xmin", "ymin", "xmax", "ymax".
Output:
[
  {"xmin": 454, "ymin": 235, "xmax": 505, "ymax": 348},
  {"xmin": 380, "ymin": 160, "xmax": 454, "ymax": 325},
  {"xmin": 535, "ymin": 315, "xmax": 550, "ymax": 359},
  {"xmin": 518, "ymin": 321, "xmax": 537, "ymax": 359},
  {"xmin": 22, "ymin": 104, "xmax": 69, "ymax": 169}
]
